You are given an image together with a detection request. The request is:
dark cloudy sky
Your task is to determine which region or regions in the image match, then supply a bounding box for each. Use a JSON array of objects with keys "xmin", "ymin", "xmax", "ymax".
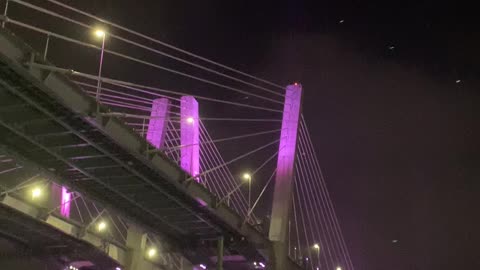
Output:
[
  {"xmin": 10, "ymin": 0, "xmax": 480, "ymax": 269},
  {"xmin": 86, "ymin": 1, "xmax": 478, "ymax": 269}
]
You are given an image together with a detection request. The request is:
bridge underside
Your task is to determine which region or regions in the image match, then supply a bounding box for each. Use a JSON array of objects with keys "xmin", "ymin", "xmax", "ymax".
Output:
[
  {"xmin": 0, "ymin": 27, "xmax": 268, "ymax": 268},
  {"xmin": 0, "ymin": 202, "xmax": 118, "ymax": 269}
]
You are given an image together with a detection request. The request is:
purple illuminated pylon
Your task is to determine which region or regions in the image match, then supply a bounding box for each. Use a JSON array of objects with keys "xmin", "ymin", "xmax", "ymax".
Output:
[
  {"xmin": 60, "ymin": 186, "xmax": 71, "ymax": 218},
  {"xmin": 180, "ymin": 96, "xmax": 200, "ymax": 181},
  {"xmin": 269, "ymin": 84, "xmax": 302, "ymax": 242},
  {"xmin": 146, "ymin": 98, "xmax": 170, "ymax": 149}
]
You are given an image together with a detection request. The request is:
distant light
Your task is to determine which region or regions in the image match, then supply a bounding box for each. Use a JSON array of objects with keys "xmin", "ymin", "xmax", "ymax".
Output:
[
  {"xmin": 199, "ymin": 264, "xmax": 207, "ymax": 269},
  {"xmin": 294, "ymin": 82, "xmax": 298, "ymax": 86},
  {"xmin": 317, "ymin": 268, "xmax": 320, "ymax": 270},
  {"xmin": 186, "ymin": 117, "xmax": 195, "ymax": 124},
  {"xmin": 392, "ymin": 239, "xmax": 398, "ymax": 243},
  {"xmin": 339, "ymin": 19, "xmax": 345, "ymax": 23},
  {"xmin": 259, "ymin": 262, "xmax": 266, "ymax": 268},
  {"xmin": 94, "ymin": 29, "xmax": 105, "ymax": 38},
  {"xmin": 253, "ymin": 262, "xmax": 257, "ymax": 266},
  {"xmin": 336, "ymin": 267, "xmax": 342, "ymax": 270},
  {"xmin": 313, "ymin": 243, "xmax": 320, "ymax": 250},
  {"xmin": 32, "ymin": 187, "xmax": 42, "ymax": 199},
  {"xmin": 456, "ymin": 79, "xmax": 461, "ymax": 84},
  {"xmin": 115, "ymin": 267, "xmax": 121, "ymax": 270},
  {"xmin": 243, "ymin": 173, "xmax": 251, "ymax": 181},
  {"xmin": 147, "ymin": 248, "xmax": 157, "ymax": 258},
  {"xmin": 97, "ymin": 221, "xmax": 107, "ymax": 232},
  {"xmin": 306, "ymin": 257, "xmax": 309, "ymax": 261},
  {"xmin": 388, "ymin": 46, "xmax": 395, "ymax": 50}
]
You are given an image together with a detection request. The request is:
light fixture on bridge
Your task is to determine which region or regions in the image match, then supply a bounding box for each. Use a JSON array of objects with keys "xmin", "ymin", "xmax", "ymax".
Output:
[
  {"xmin": 199, "ymin": 264, "xmax": 207, "ymax": 269},
  {"xmin": 31, "ymin": 187, "xmax": 42, "ymax": 200},
  {"xmin": 147, "ymin": 247, "xmax": 157, "ymax": 258},
  {"xmin": 258, "ymin": 262, "xmax": 265, "ymax": 268},
  {"xmin": 313, "ymin": 243, "xmax": 320, "ymax": 250},
  {"xmin": 115, "ymin": 267, "xmax": 121, "ymax": 270},
  {"xmin": 336, "ymin": 267, "xmax": 342, "ymax": 270},
  {"xmin": 94, "ymin": 29, "xmax": 106, "ymax": 38},
  {"xmin": 97, "ymin": 221, "xmax": 107, "ymax": 232},
  {"xmin": 242, "ymin": 173, "xmax": 252, "ymax": 181},
  {"xmin": 186, "ymin": 117, "xmax": 195, "ymax": 124}
]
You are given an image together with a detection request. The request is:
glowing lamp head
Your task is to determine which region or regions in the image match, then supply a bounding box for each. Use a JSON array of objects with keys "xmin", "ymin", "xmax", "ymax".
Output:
[
  {"xmin": 31, "ymin": 187, "xmax": 42, "ymax": 199},
  {"xmin": 186, "ymin": 117, "xmax": 195, "ymax": 124},
  {"xmin": 94, "ymin": 29, "xmax": 105, "ymax": 38},
  {"xmin": 313, "ymin": 243, "xmax": 320, "ymax": 250},
  {"xmin": 336, "ymin": 267, "xmax": 342, "ymax": 270},
  {"xmin": 97, "ymin": 221, "xmax": 107, "ymax": 232},
  {"xmin": 147, "ymin": 248, "xmax": 157, "ymax": 258},
  {"xmin": 242, "ymin": 173, "xmax": 251, "ymax": 181}
]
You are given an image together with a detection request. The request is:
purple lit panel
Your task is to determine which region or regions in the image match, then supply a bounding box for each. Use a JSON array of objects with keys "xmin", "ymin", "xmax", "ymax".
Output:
[
  {"xmin": 60, "ymin": 186, "xmax": 71, "ymax": 218},
  {"xmin": 180, "ymin": 96, "xmax": 200, "ymax": 181},
  {"xmin": 269, "ymin": 84, "xmax": 302, "ymax": 242},
  {"xmin": 146, "ymin": 98, "xmax": 170, "ymax": 149}
]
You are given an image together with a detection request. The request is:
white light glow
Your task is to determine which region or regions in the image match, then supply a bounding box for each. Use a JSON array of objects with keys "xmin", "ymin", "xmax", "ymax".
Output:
[
  {"xmin": 31, "ymin": 187, "xmax": 42, "ymax": 199},
  {"xmin": 97, "ymin": 221, "xmax": 107, "ymax": 232},
  {"xmin": 147, "ymin": 248, "xmax": 157, "ymax": 258},
  {"xmin": 94, "ymin": 29, "xmax": 105, "ymax": 38}
]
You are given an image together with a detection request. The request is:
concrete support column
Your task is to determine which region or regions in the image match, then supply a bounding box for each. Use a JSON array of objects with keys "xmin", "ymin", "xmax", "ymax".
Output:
[
  {"xmin": 217, "ymin": 236, "xmax": 224, "ymax": 270},
  {"xmin": 180, "ymin": 96, "xmax": 200, "ymax": 181},
  {"xmin": 126, "ymin": 224, "xmax": 151, "ymax": 270},
  {"xmin": 146, "ymin": 98, "xmax": 170, "ymax": 149},
  {"xmin": 268, "ymin": 84, "xmax": 302, "ymax": 269}
]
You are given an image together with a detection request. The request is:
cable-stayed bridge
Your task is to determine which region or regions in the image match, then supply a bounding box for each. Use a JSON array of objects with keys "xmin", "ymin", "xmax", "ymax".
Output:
[{"xmin": 0, "ymin": 1, "xmax": 353, "ymax": 270}]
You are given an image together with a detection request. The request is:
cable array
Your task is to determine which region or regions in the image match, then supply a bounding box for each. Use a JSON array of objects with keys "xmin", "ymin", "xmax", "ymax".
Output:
[
  {"xmin": 0, "ymin": 1, "xmax": 356, "ymax": 269},
  {"xmin": 287, "ymin": 116, "xmax": 354, "ymax": 270}
]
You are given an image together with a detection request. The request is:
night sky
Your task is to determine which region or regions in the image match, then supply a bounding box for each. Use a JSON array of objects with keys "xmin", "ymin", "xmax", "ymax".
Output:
[{"xmin": 9, "ymin": 0, "xmax": 480, "ymax": 269}]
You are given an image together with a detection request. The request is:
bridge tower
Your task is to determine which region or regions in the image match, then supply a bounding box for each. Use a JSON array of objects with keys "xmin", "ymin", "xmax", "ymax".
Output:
[
  {"xmin": 269, "ymin": 84, "xmax": 302, "ymax": 269},
  {"xmin": 180, "ymin": 96, "xmax": 200, "ymax": 180},
  {"xmin": 146, "ymin": 98, "xmax": 171, "ymax": 149}
]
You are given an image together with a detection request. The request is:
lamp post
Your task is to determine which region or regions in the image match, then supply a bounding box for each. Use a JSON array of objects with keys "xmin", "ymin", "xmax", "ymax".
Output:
[
  {"xmin": 243, "ymin": 173, "xmax": 252, "ymax": 219},
  {"xmin": 94, "ymin": 29, "xmax": 106, "ymax": 112},
  {"xmin": 313, "ymin": 243, "xmax": 320, "ymax": 269}
]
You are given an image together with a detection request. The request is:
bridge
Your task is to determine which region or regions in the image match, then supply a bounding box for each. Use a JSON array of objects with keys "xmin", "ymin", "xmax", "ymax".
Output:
[{"xmin": 0, "ymin": 1, "xmax": 353, "ymax": 270}]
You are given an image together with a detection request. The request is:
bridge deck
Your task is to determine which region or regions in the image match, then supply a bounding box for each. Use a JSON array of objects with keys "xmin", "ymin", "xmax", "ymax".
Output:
[
  {"xmin": 0, "ymin": 27, "xmax": 267, "ymax": 265},
  {"xmin": 0, "ymin": 202, "xmax": 119, "ymax": 268}
]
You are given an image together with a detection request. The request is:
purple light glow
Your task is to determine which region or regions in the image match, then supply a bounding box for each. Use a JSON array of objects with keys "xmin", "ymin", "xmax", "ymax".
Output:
[
  {"xmin": 199, "ymin": 264, "xmax": 207, "ymax": 269},
  {"xmin": 259, "ymin": 262, "xmax": 266, "ymax": 268},
  {"xmin": 180, "ymin": 96, "xmax": 200, "ymax": 181},
  {"xmin": 146, "ymin": 98, "xmax": 170, "ymax": 149},
  {"xmin": 269, "ymin": 84, "xmax": 302, "ymax": 242},
  {"xmin": 60, "ymin": 186, "xmax": 71, "ymax": 218}
]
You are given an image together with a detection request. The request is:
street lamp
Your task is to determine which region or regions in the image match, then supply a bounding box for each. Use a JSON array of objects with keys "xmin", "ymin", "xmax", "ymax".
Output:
[
  {"xmin": 243, "ymin": 173, "xmax": 252, "ymax": 219},
  {"xmin": 313, "ymin": 244, "xmax": 320, "ymax": 268},
  {"xmin": 97, "ymin": 220, "xmax": 107, "ymax": 232},
  {"xmin": 93, "ymin": 28, "xmax": 106, "ymax": 112},
  {"xmin": 336, "ymin": 267, "xmax": 342, "ymax": 270},
  {"xmin": 147, "ymin": 247, "xmax": 157, "ymax": 258},
  {"xmin": 186, "ymin": 117, "xmax": 194, "ymax": 124},
  {"xmin": 31, "ymin": 187, "xmax": 42, "ymax": 200}
]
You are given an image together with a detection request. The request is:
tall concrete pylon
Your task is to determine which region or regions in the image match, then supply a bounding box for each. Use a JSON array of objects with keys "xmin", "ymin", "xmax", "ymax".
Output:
[{"xmin": 269, "ymin": 83, "xmax": 302, "ymax": 269}]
